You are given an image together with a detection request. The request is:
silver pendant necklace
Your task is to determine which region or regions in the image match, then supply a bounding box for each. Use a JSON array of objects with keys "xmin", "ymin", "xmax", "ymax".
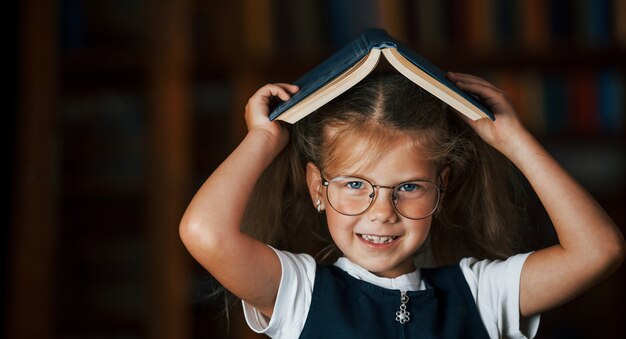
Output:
[{"xmin": 395, "ymin": 291, "xmax": 410, "ymax": 324}]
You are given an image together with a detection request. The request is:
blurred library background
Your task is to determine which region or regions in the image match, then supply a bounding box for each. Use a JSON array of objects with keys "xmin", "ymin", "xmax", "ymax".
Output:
[{"xmin": 6, "ymin": 0, "xmax": 625, "ymax": 338}]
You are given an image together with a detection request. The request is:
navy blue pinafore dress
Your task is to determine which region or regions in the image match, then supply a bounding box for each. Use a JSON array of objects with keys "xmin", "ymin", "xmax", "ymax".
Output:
[{"xmin": 299, "ymin": 265, "xmax": 490, "ymax": 338}]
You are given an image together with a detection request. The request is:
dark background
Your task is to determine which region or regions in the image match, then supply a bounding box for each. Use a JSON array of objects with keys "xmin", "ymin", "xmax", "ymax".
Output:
[{"xmin": 6, "ymin": 0, "xmax": 625, "ymax": 338}]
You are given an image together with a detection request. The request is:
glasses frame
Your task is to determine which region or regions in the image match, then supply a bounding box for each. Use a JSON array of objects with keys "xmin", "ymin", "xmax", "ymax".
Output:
[{"xmin": 320, "ymin": 171, "xmax": 446, "ymax": 220}]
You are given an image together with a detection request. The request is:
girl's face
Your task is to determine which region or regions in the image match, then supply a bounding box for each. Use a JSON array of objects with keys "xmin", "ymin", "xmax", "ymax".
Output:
[{"xmin": 307, "ymin": 134, "xmax": 446, "ymax": 278}]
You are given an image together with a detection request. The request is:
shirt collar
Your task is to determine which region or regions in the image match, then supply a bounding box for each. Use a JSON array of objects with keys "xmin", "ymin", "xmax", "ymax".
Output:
[{"xmin": 333, "ymin": 257, "xmax": 426, "ymax": 291}]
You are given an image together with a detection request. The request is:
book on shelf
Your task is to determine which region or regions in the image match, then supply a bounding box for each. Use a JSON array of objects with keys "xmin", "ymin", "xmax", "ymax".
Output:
[
  {"xmin": 569, "ymin": 71, "xmax": 599, "ymax": 135},
  {"xmin": 269, "ymin": 28, "xmax": 494, "ymax": 124},
  {"xmin": 598, "ymin": 70, "xmax": 624, "ymax": 134}
]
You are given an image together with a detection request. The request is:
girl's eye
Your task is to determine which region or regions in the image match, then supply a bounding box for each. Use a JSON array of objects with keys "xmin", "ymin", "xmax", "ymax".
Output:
[
  {"xmin": 346, "ymin": 181, "xmax": 365, "ymax": 189},
  {"xmin": 398, "ymin": 183, "xmax": 421, "ymax": 192}
]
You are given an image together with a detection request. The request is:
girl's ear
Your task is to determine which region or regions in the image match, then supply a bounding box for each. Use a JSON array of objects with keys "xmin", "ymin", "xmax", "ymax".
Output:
[{"xmin": 306, "ymin": 162, "xmax": 324, "ymax": 208}]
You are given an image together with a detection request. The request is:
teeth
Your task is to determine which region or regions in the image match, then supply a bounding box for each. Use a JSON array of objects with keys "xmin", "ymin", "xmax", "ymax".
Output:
[{"xmin": 361, "ymin": 234, "xmax": 397, "ymax": 244}]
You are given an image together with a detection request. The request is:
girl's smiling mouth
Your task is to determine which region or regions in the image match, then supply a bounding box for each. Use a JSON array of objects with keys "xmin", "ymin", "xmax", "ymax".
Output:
[{"xmin": 357, "ymin": 233, "xmax": 400, "ymax": 246}]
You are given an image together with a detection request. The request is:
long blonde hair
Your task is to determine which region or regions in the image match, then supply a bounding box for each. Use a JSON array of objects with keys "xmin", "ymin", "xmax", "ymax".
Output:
[{"xmin": 242, "ymin": 72, "xmax": 529, "ymax": 266}]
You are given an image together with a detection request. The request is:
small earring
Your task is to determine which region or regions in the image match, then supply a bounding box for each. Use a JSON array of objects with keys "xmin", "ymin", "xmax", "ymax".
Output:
[{"xmin": 316, "ymin": 199, "xmax": 322, "ymax": 213}]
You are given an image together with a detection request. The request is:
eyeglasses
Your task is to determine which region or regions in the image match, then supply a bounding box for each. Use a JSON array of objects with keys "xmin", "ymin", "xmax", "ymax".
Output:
[{"xmin": 321, "ymin": 172, "xmax": 445, "ymax": 220}]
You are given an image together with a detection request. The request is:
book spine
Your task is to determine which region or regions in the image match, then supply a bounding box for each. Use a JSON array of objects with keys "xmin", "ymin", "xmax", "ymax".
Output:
[
  {"xmin": 521, "ymin": 71, "xmax": 547, "ymax": 135},
  {"xmin": 448, "ymin": 0, "xmax": 468, "ymax": 49},
  {"xmin": 584, "ymin": 0, "xmax": 611, "ymax": 47},
  {"xmin": 493, "ymin": 0, "xmax": 520, "ymax": 49},
  {"xmin": 241, "ymin": 0, "xmax": 275, "ymax": 60},
  {"xmin": 569, "ymin": 71, "xmax": 600, "ymax": 136},
  {"xmin": 615, "ymin": 0, "xmax": 626, "ymax": 47},
  {"xmin": 598, "ymin": 69, "xmax": 625, "ymax": 135},
  {"xmin": 413, "ymin": 0, "xmax": 448, "ymax": 51},
  {"xmin": 327, "ymin": 0, "xmax": 351, "ymax": 47},
  {"xmin": 466, "ymin": 0, "xmax": 495, "ymax": 53},
  {"xmin": 549, "ymin": 0, "xmax": 575, "ymax": 45},
  {"xmin": 273, "ymin": 0, "xmax": 295, "ymax": 54},
  {"xmin": 495, "ymin": 71, "xmax": 524, "ymax": 121},
  {"xmin": 522, "ymin": 0, "xmax": 550, "ymax": 51},
  {"xmin": 376, "ymin": 0, "xmax": 407, "ymax": 42},
  {"xmin": 328, "ymin": 0, "xmax": 379, "ymax": 47},
  {"xmin": 492, "ymin": 70, "xmax": 622, "ymax": 137},
  {"xmin": 291, "ymin": 0, "xmax": 324, "ymax": 56},
  {"xmin": 543, "ymin": 74, "xmax": 568, "ymax": 134}
]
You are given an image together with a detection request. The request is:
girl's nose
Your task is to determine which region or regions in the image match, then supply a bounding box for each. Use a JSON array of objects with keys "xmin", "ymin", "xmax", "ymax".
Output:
[{"xmin": 365, "ymin": 188, "xmax": 398, "ymax": 224}]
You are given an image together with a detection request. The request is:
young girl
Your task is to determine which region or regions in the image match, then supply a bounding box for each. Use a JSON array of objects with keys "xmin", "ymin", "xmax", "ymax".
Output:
[{"xmin": 180, "ymin": 72, "xmax": 625, "ymax": 338}]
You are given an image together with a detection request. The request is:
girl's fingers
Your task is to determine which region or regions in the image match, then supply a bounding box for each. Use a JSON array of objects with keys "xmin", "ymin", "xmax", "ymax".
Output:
[
  {"xmin": 448, "ymin": 72, "xmax": 529, "ymax": 154},
  {"xmin": 453, "ymin": 78, "xmax": 506, "ymax": 101},
  {"xmin": 252, "ymin": 83, "xmax": 299, "ymax": 103},
  {"xmin": 447, "ymin": 72, "xmax": 497, "ymax": 90},
  {"xmin": 267, "ymin": 83, "xmax": 299, "ymax": 101},
  {"xmin": 455, "ymin": 80, "xmax": 512, "ymax": 114},
  {"xmin": 455, "ymin": 80, "xmax": 500, "ymax": 100},
  {"xmin": 256, "ymin": 84, "xmax": 289, "ymax": 101},
  {"xmin": 274, "ymin": 83, "xmax": 300, "ymax": 93},
  {"xmin": 245, "ymin": 83, "xmax": 300, "ymax": 129},
  {"xmin": 447, "ymin": 71, "xmax": 486, "ymax": 82},
  {"xmin": 269, "ymin": 86, "xmax": 291, "ymax": 101}
]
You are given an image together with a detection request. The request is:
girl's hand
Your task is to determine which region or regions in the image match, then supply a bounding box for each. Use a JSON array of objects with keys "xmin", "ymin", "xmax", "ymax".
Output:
[
  {"xmin": 449, "ymin": 72, "xmax": 625, "ymax": 319},
  {"xmin": 245, "ymin": 83, "xmax": 299, "ymax": 151},
  {"xmin": 446, "ymin": 72, "xmax": 532, "ymax": 157}
]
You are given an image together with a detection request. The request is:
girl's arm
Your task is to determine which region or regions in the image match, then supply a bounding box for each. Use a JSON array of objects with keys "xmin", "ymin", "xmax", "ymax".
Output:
[
  {"xmin": 447, "ymin": 72, "xmax": 625, "ymax": 317},
  {"xmin": 179, "ymin": 83, "xmax": 298, "ymax": 318}
]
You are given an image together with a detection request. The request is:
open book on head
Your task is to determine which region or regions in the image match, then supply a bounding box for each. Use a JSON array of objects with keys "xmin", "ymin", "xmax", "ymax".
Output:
[{"xmin": 269, "ymin": 28, "xmax": 494, "ymax": 123}]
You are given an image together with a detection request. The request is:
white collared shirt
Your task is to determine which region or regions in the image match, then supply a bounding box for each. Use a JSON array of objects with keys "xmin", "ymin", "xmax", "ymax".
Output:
[{"xmin": 242, "ymin": 248, "xmax": 540, "ymax": 339}]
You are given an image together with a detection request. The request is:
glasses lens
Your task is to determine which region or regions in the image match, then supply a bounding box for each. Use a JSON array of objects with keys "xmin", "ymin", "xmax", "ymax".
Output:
[
  {"xmin": 326, "ymin": 176, "xmax": 374, "ymax": 215},
  {"xmin": 393, "ymin": 181, "xmax": 440, "ymax": 219}
]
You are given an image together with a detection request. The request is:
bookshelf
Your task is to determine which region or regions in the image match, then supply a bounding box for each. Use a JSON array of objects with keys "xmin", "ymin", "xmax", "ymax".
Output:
[{"xmin": 9, "ymin": 0, "xmax": 625, "ymax": 338}]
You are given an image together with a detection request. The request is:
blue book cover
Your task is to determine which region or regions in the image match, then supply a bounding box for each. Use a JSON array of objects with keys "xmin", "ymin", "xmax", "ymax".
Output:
[{"xmin": 269, "ymin": 28, "xmax": 494, "ymax": 122}]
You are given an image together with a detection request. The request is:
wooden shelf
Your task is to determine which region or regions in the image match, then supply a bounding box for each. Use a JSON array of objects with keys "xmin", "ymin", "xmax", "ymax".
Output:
[
  {"xmin": 433, "ymin": 46, "xmax": 626, "ymax": 71},
  {"xmin": 11, "ymin": 0, "xmax": 626, "ymax": 338}
]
